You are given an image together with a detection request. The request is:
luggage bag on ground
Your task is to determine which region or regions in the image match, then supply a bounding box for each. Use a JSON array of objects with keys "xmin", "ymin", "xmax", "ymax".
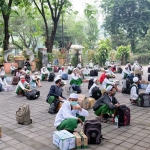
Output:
[
  {"xmin": 25, "ymin": 89, "xmax": 40, "ymax": 100},
  {"xmin": 88, "ymin": 79, "xmax": 94, "ymax": 89},
  {"xmin": 48, "ymin": 73, "xmax": 55, "ymax": 82},
  {"xmin": 137, "ymin": 93, "xmax": 150, "ymax": 107}
]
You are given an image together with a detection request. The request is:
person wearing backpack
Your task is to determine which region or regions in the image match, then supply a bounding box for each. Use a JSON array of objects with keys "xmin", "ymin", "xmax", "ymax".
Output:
[
  {"xmin": 89, "ymin": 78, "xmax": 99, "ymax": 97},
  {"xmin": 15, "ymin": 75, "xmax": 31, "ymax": 96},
  {"xmin": 130, "ymin": 77, "xmax": 140, "ymax": 104},
  {"xmin": 54, "ymin": 93, "xmax": 89, "ymax": 133},
  {"xmin": 93, "ymin": 85, "xmax": 120, "ymax": 123}
]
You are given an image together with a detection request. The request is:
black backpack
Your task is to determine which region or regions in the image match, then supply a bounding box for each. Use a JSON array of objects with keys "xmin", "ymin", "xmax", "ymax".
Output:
[
  {"xmin": 91, "ymin": 87, "xmax": 102, "ymax": 100},
  {"xmin": 90, "ymin": 70, "xmax": 95, "ymax": 77},
  {"xmin": 94, "ymin": 70, "xmax": 98, "ymax": 76},
  {"xmin": 117, "ymin": 67, "xmax": 122, "ymax": 74},
  {"xmin": 122, "ymin": 79, "xmax": 131, "ymax": 94},
  {"xmin": 148, "ymin": 67, "xmax": 150, "ymax": 73},
  {"xmin": 0, "ymin": 83, "xmax": 2, "ymax": 92},
  {"xmin": 26, "ymin": 89, "xmax": 40, "ymax": 100},
  {"xmin": 48, "ymin": 99, "xmax": 60, "ymax": 114},
  {"xmin": 48, "ymin": 73, "xmax": 55, "ymax": 82},
  {"xmin": 83, "ymin": 120, "xmax": 102, "ymax": 144},
  {"xmin": 113, "ymin": 105, "xmax": 130, "ymax": 126},
  {"xmin": 88, "ymin": 79, "xmax": 94, "ymax": 89},
  {"xmin": 137, "ymin": 93, "xmax": 150, "ymax": 107},
  {"xmin": 148, "ymin": 74, "xmax": 150, "ymax": 81}
]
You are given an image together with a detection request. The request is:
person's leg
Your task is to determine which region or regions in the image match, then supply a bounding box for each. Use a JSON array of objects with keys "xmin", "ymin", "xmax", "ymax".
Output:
[
  {"xmin": 57, "ymin": 118, "xmax": 78, "ymax": 132},
  {"xmin": 42, "ymin": 74, "xmax": 45, "ymax": 81}
]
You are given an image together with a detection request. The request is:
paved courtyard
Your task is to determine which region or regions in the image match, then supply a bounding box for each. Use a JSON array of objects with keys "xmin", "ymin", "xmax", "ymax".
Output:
[{"xmin": 1, "ymin": 66, "xmax": 150, "ymax": 150}]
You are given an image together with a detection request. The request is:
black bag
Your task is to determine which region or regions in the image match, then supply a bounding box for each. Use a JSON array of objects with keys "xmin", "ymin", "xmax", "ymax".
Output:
[
  {"xmin": 88, "ymin": 79, "xmax": 94, "ymax": 89},
  {"xmin": 12, "ymin": 76, "xmax": 19, "ymax": 85},
  {"xmin": 83, "ymin": 120, "xmax": 102, "ymax": 144},
  {"xmin": 48, "ymin": 73, "xmax": 55, "ymax": 82},
  {"xmin": 94, "ymin": 70, "xmax": 98, "ymax": 76},
  {"xmin": 0, "ymin": 83, "xmax": 2, "ymax": 92},
  {"xmin": 26, "ymin": 89, "xmax": 40, "ymax": 100},
  {"xmin": 148, "ymin": 74, "xmax": 150, "ymax": 81},
  {"xmin": 122, "ymin": 79, "xmax": 131, "ymax": 94},
  {"xmin": 137, "ymin": 93, "xmax": 150, "ymax": 107},
  {"xmin": 117, "ymin": 67, "xmax": 122, "ymax": 74},
  {"xmin": 90, "ymin": 70, "xmax": 95, "ymax": 77},
  {"xmin": 113, "ymin": 105, "xmax": 130, "ymax": 126},
  {"xmin": 48, "ymin": 99, "xmax": 60, "ymax": 114},
  {"xmin": 148, "ymin": 67, "xmax": 150, "ymax": 73},
  {"xmin": 91, "ymin": 87, "xmax": 102, "ymax": 100}
]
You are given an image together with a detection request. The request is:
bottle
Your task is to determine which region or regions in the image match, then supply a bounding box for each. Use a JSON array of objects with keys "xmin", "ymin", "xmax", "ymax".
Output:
[{"xmin": 114, "ymin": 116, "xmax": 118, "ymax": 128}]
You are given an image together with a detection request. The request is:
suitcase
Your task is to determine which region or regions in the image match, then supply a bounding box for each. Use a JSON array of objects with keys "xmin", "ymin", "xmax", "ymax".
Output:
[
  {"xmin": 26, "ymin": 89, "xmax": 40, "ymax": 100},
  {"xmin": 48, "ymin": 73, "xmax": 55, "ymax": 82},
  {"xmin": 88, "ymin": 79, "xmax": 94, "ymax": 89},
  {"xmin": 88, "ymin": 98, "xmax": 95, "ymax": 109}
]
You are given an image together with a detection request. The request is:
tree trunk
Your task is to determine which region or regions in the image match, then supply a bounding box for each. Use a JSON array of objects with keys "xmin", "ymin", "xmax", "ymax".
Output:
[
  {"xmin": 3, "ymin": 17, "xmax": 10, "ymax": 50},
  {"xmin": 130, "ymin": 39, "xmax": 135, "ymax": 52}
]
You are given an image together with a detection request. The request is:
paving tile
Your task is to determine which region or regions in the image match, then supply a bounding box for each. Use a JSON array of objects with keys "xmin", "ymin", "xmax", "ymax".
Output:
[{"xmin": 120, "ymin": 141, "xmax": 134, "ymax": 148}]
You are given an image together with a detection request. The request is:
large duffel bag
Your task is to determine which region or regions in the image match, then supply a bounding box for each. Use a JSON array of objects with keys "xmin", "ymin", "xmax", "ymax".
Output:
[
  {"xmin": 137, "ymin": 93, "xmax": 150, "ymax": 107},
  {"xmin": 25, "ymin": 89, "xmax": 40, "ymax": 100}
]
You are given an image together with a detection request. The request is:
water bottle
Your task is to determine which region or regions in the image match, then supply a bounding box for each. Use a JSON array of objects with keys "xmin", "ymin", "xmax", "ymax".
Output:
[{"xmin": 114, "ymin": 116, "xmax": 118, "ymax": 128}]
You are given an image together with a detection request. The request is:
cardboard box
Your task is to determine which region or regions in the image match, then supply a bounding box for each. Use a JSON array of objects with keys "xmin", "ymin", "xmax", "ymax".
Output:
[
  {"xmin": 53, "ymin": 130, "xmax": 75, "ymax": 150},
  {"xmin": 73, "ymin": 132, "xmax": 88, "ymax": 149},
  {"xmin": 88, "ymin": 98, "xmax": 95, "ymax": 109},
  {"xmin": 78, "ymin": 94, "xmax": 89, "ymax": 110},
  {"xmin": 140, "ymin": 80, "xmax": 149, "ymax": 84},
  {"xmin": 134, "ymin": 69, "xmax": 143, "ymax": 75}
]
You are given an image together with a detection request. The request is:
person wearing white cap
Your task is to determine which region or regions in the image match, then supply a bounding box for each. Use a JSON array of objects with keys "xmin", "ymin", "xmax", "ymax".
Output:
[
  {"xmin": 32, "ymin": 72, "xmax": 42, "ymax": 87},
  {"xmin": 10, "ymin": 63, "xmax": 17, "ymax": 75},
  {"xmin": 41, "ymin": 64, "xmax": 49, "ymax": 81},
  {"xmin": 67, "ymin": 63, "xmax": 74, "ymax": 74},
  {"xmin": 83, "ymin": 65, "xmax": 90, "ymax": 76},
  {"xmin": 130, "ymin": 77, "xmax": 140, "ymax": 104},
  {"xmin": 93, "ymin": 85, "xmax": 120, "ymax": 122},
  {"xmin": 54, "ymin": 93, "xmax": 89, "ymax": 133},
  {"xmin": 58, "ymin": 66, "xmax": 66, "ymax": 76},
  {"xmin": 0, "ymin": 75, "xmax": 11, "ymax": 91},
  {"xmin": 93, "ymin": 63, "xmax": 99, "ymax": 70},
  {"xmin": 122, "ymin": 66, "xmax": 131, "ymax": 79},
  {"xmin": 0, "ymin": 65, "xmax": 5, "ymax": 77},
  {"xmin": 107, "ymin": 66, "xmax": 115, "ymax": 78},
  {"xmin": 15, "ymin": 75, "xmax": 31, "ymax": 95},
  {"xmin": 47, "ymin": 76, "xmax": 66, "ymax": 106},
  {"xmin": 47, "ymin": 62, "xmax": 52, "ymax": 72},
  {"xmin": 89, "ymin": 78, "xmax": 101, "ymax": 98}
]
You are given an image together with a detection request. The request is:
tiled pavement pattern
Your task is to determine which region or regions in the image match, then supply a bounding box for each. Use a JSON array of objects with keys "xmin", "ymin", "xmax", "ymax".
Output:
[{"xmin": 1, "ymin": 66, "xmax": 150, "ymax": 150}]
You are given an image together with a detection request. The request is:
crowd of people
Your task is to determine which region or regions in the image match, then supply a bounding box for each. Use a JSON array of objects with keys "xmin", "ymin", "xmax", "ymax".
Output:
[{"xmin": 0, "ymin": 59, "xmax": 149, "ymax": 133}]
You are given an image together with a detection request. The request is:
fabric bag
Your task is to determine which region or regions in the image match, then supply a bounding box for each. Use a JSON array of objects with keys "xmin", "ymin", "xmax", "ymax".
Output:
[
  {"xmin": 137, "ymin": 93, "xmax": 150, "ymax": 107},
  {"xmin": 25, "ymin": 89, "xmax": 40, "ymax": 100},
  {"xmin": 91, "ymin": 87, "xmax": 101, "ymax": 100},
  {"xmin": 88, "ymin": 79, "xmax": 94, "ymax": 89},
  {"xmin": 48, "ymin": 72, "xmax": 55, "ymax": 82},
  {"xmin": 83, "ymin": 120, "xmax": 102, "ymax": 144},
  {"xmin": 12, "ymin": 76, "xmax": 19, "ymax": 85},
  {"xmin": 62, "ymin": 74, "xmax": 68, "ymax": 80},
  {"xmin": 16, "ymin": 104, "xmax": 32, "ymax": 125},
  {"xmin": 48, "ymin": 99, "xmax": 60, "ymax": 114},
  {"xmin": 113, "ymin": 105, "xmax": 130, "ymax": 126}
]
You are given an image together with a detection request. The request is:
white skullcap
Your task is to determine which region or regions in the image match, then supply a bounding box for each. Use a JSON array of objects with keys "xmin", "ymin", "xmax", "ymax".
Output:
[
  {"xmin": 133, "ymin": 77, "xmax": 139, "ymax": 83},
  {"xmin": 69, "ymin": 93, "xmax": 78, "ymax": 99},
  {"xmin": 54, "ymin": 76, "xmax": 61, "ymax": 82},
  {"xmin": 43, "ymin": 67, "xmax": 46, "ymax": 68},
  {"xmin": 20, "ymin": 75, "xmax": 25, "ymax": 79},
  {"xmin": 94, "ymin": 78, "xmax": 98, "ymax": 82},
  {"xmin": 106, "ymin": 85, "xmax": 113, "ymax": 93}
]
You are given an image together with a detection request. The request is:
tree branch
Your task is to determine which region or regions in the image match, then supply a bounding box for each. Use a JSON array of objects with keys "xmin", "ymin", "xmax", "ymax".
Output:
[
  {"xmin": 47, "ymin": 0, "xmax": 55, "ymax": 21},
  {"xmin": 33, "ymin": 0, "xmax": 43, "ymax": 17}
]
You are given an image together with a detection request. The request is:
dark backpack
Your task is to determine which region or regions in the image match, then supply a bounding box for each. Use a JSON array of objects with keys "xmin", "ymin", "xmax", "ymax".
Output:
[
  {"xmin": 48, "ymin": 73, "xmax": 55, "ymax": 82},
  {"xmin": 91, "ymin": 87, "xmax": 102, "ymax": 100},
  {"xmin": 122, "ymin": 79, "xmax": 131, "ymax": 94},
  {"xmin": 148, "ymin": 74, "xmax": 150, "ymax": 81},
  {"xmin": 94, "ymin": 70, "xmax": 98, "ymax": 76},
  {"xmin": 83, "ymin": 120, "xmax": 102, "ymax": 144},
  {"xmin": 117, "ymin": 67, "xmax": 122, "ymax": 74},
  {"xmin": 113, "ymin": 105, "xmax": 130, "ymax": 126},
  {"xmin": 148, "ymin": 67, "xmax": 150, "ymax": 73},
  {"xmin": 62, "ymin": 74, "xmax": 68, "ymax": 80},
  {"xmin": 90, "ymin": 70, "xmax": 95, "ymax": 77},
  {"xmin": 0, "ymin": 83, "xmax": 2, "ymax": 92},
  {"xmin": 12, "ymin": 76, "xmax": 19, "ymax": 85},
  {"xmin": 137, "ymin": 93, "xmax": 150, "ymax": 107},
  {"xmin": 48, "ymin": 99, "xmax": 60, "ymax": 114},
  {"xmin": 88, "ymin": 79, "xmax": 94, "ymax": 89},
  {"xmin": 26, "ymin": 89, "xmax": 40, "ymax": 100}
]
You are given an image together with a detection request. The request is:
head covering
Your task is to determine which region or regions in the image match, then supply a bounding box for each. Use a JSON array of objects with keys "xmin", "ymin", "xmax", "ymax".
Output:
[
  {"xmin": 54, "ymin": 76, "xmax": 61, "ymax": 82},
  {"xmin": 94, "ymin": 78, "xmax": 98, "ymax": 82},
  {"xmin": 69, "ymin": 93, "xmax": 78, "ymax": 99},
  {"xmin": 43, "ymin": 67, "xmax": 46, "ymax": 69},
  {"xmin": 34, "ymin": 72, "xmax": 39, "ymax": 75},
  {"xmin": 20, "ymin": 75, "xmax": 25, "ymax": 79},
  {"xmin": 133, "ymin": 77, "xmax": 139, "ymax": 83},
  {"xmin": 106, "ymin": 85, "xmax": 113, "ymax": 93}
]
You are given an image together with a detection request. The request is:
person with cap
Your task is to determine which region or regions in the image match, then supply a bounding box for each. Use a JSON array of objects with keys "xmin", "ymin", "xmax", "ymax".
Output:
[
  {"xmin": 122, "ymin": 66, "xmax": 131, "ymax": 79},
  {"xmin": 83, "ymin": 65, "xmax": 90, "ymax": 76},
  {"xmin": 0, "ymin": 65, "xmax": 5, "ymax": 77},
  {"xmin": 15, "ymin": 68, "xmax": 22, "ymax": 77},
  {"xmin": 47, "ymin": 62, "xmax": 52, "ymax": 72},
  {"xmin": 54, "ymin": 93, "xmax": 89, "ymax": 133},
  {"xmin": 107, "ymin": 66, "xmax": 115, "ymax": 78},
  {"xmin": 130, "ymin": 77, "xmax": 140, "ymax": 104},
  {"xmin": 58, "ymin": 66, "xmax": 66, "ymax": 76},
  {"xmin": 93, "ymin": 63, "xmax": 99, "ymax": 70},
  {"xmin": 23, "ymin": 66, "xmax": 31, "ymax": 75},
  {"xmin": 125, "ymin": 62, "xmax": 131, "ymax": 72},
  {"xmin": 24, "ymin": 58, "xmax": 31, "ymax": 71},
  {"xmin": 46, "ymin": 76, "xmax": 66, "ymax": 105},
  {"xmin": 89, "ymin": 60, "xmax": 93, "ymax": 69},
  {"xmin": 10, "ymin": 63, "xmax": 17, "ymax": 75},
  {"xmin": 77, "ymin": 62, "xmax": 82, "ymax": 69},
  {"xmin": 89, "ymin": 78, "xmax": 99, "ymax": 96},
  {"xmin": 15, "ymin": 75, "xmax": 31, "ymax": 96},
  {"xmin": 93, "ymin": 85, "xmax": 120, "ymax": 122},
  {"xmin": 67, "ymin": 63, "xmax": 74, "ymax": 74},
  {"xmin": 41, "ymin": 64, "xmax": 49, "ymax": 81},
  {"xmin": 0, "ymin": 75, "xmax": 11, "ymax": 91},
  {"xmin": 32, "ymin": 72, "xmax": 42, "ymax": 87}
]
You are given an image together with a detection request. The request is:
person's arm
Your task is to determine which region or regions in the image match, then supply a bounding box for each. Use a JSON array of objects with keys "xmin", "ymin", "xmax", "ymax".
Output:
[
  {"xmin": 106, "ymin": 79, "xmax": 115, "ymax": 86},
  {"xmin": 76, "ymin": 108, "xmax": 89, "ymax": 117},
  {"xmin": 48, "ymin": 85, "xmax": 59, "ymax": 98},
  {"xmin": 4, "ymin": 78, "xmax": 8, "ymax": 86},
  {"xmin": 103, "ymin": 97, "xmax": 117, "ymax": 109},
  {"xmin": 123, "ymin": 69, "xmax": 130, "ymax": 75}
]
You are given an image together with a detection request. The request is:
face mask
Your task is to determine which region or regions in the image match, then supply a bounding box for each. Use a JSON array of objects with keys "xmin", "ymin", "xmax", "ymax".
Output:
[
  {"xmin": 111, "ymin": 92, "xmax": 116, "ymax": 97},
  {"xmin": 21, "ymin": 79, "xmax": 25, "ymax": 83},
  {"xmin": 70, "ymin": 101, "xmax": 78, "ymax": 106}
]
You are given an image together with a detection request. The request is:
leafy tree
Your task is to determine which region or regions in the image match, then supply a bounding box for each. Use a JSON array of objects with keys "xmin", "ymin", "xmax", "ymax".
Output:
[{"xmin": 101, "ymin": 0, "xmax": 150, "ymax": 52}]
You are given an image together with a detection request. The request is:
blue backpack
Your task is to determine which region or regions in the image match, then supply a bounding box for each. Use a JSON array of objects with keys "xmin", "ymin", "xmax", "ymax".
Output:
[{"xmin": 62, "ymin": 74, "xmax": 68, "ymax": 80}]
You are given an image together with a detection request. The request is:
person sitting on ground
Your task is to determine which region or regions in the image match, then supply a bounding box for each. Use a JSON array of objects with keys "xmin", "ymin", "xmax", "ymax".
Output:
[
  {"xmin": 107, "ymin": 66, "xmax": 115, "ymax": 78},
  {"xmin": 47, "ymin": 76, "xmax": 66, "ymax": 105},
  {"xmin": 10, "ymin": 63, "xmax": 17, "ymax": 75},
  {"xmin": 47, "ymin": 62, "xmax": 52, "ymax": 72},
  {"xmin": 99, "ymin": 70, "xmax": 107, "ymax": 84},
  {"xmin": 130, "ymin": 77, "xmax": 140, "ymax": 104},
  {"xmin": 94, "ymin": 63, "xmax": 99, "ymax": 71},
  {"xmin": 54, "ymin": 93, "xmax": 89, "ymax": 133},
  {"xmin": 77, "ymin": 62, "xmax": 82, "ymax": 69},
  {"xmin": 15, "ymin": 68, "xmax": 22, "ymax": 77},
  {"xmin": 58, "ymin": 66, "xmax": 66, "ymax": 76},
  {"xmin": 83, "ymin": 65, "xmax": 90, "ymax": 76},
  {"xmin": 15, "ymin": 75, "xmax": 31, "ymax": 96},
  {"xmin": 89, "ymin": 60, "xmax": 93, "ymax": 69},
  {"xmin": 24, "ymin": 58, "xmax": 31, "ymax": 71},
  {"xmin": 41, "ymin": 65, "xmax": 49, "ymax": 81},
  {"xmin": 23, "ymin": 66, "xmax": 31, "ymax": 75},
  {"xmin": 126, "ymin": 71, "xmax": 134, "ymax": 83},
  {"xmin": 89, "ymin": 78, "xmax": 99, "ymax": 96},
  {"xmin": 0, "ymin": 65, "xmax": 5, "ymax": 77},
  {"xmin": 0, "ymin": 76, "xmax": 11, "ymax": 91},
  {"xmin": 122, "ymin": 66, "xmax": 131, "ymax": 79},
  {"xmin": 93, "ymin": 85, "xmax": 120, "ymax": 123},
  {"xmin": 32, "ymin": 72, "xmax": 42, "ymax": 87},
  {"xmin": 68, "ymin": 63, "xmax": 74, "ymax": 74},
  {"xmin": 146, "ymin": 82, "xmax": 150, "ymax": 94},
  {"xmin": 125, "ymin": 62, "xmax": 131, "ymax": 72}
]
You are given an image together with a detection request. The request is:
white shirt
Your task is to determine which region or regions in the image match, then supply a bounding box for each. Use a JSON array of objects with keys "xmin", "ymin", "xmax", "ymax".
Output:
[
  {"xmin": 89, "ymin": 62, "xmax": 93, "ymax": 68},
  {"xmin": 68, "ymin": 66, "xmax": 73, "ymax": 70},
  {"xmin": 0, "ymin": 70, "xmax": 5, "ymax": 76},
  {"xmin": 89, "ymin": 83, "xmax": 98, "ymax": 96},
  {"xmin": 108, "ymin": 69, "xmax": 115, "ymax": 76},
  {"xmin": 146, "ymin": 84, "xmax": 150, "ymax": 94},
  {"xmin": 32, "ymin": 75, "xmax": 41, "ymax": 81},
  {"xmin": 54, "ymin": 101, "xmax": 89, "ymax": 127},
  {"xmin": 102, "ymin": 78, "xmax": 115, "ymax": 89},
  {"xmin": 58, "ymin": 69, "xmax": 66, "ymax": 75},
  {"xmin": 83, "ymin": 68, "xmax": 90, "ymax": 75},
  {"xmin": 41, "ymin": 67, "xmax": 49, "ymax": 75},
  {"xmin": 77, "ymin": 63, "xmax": 82, "ymax": 69},
  {"xmin": 10, "ymin": 66, "xmax": 16, "ymax": 71},
  {"xmin": 130, "ymin": 84, "xmax": 138, "ymax": 100},
  {"xmin": 47, "ymin": 63, "xmax": 52, "ymax": 68},
  {"xmin": 0, "ymin": 78, "xmax": 8, "ymax": 87},
  {"xmin": 94, "ymin": 65, "xmax": 99, "ymax": 70},
  {"xmin": 122, "ymin": 68, "xmax": 130, "ymax": 78},
  {"xmin": 15, "ymin": 81, "xmax": 29, "ymax": 92},
  {"xmin": 70, "ymin": 73, "xmax": 81, "ymax": 80}
]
